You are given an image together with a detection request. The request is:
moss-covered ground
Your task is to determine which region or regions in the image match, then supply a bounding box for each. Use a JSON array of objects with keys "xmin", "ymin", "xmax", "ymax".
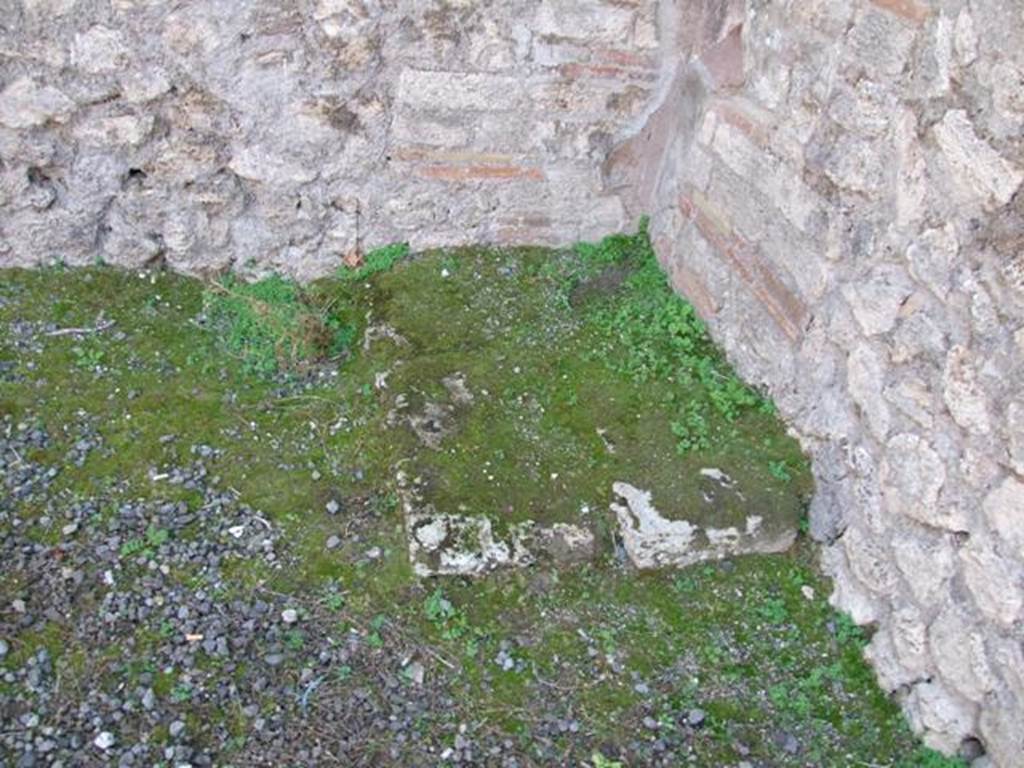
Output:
[{"xmin": 0, "ymin": 233, "xmax": 964, "ymax": 766}]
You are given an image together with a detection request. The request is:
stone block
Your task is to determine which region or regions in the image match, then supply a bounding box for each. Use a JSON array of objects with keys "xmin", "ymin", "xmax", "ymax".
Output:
[
  {"xmin": 842, "ymin": 524, "xmax": 900, "ymax": 595},
  {"xmin": 610, "ymin": 480, "xmax": 797, "ymax": 570},
  {"xmin": 979, "ymin": 690, "xmax": 1024, "ymax": 768},
  {"xmin": 960, "ymin": 540, "xmax": 1024, "ymax": 628},
  {"xmin": 846, "ymin": 9, "xmax": 917, "ymax": 78},
  {"xmin": 709, "ymin": 117, "xmax": 820, "ymax": 235},
  {"xmin": 933, "ymin": 109, "xmax": 1024, "ymax": 210},
  {"xmin": 847, "ymin": 342, "xmax": 892, "ymax": 440},
  {"xmin": 73, "ymin": 114, "xmax": 154, "ymax": 147},
  {"xmin": 0, "ymin": 78, "xmax": 75, "ymax": 129},
  {"xmin": 983, "ymin": 477, "xmax": 1024, "ymax": 559},
  {"xmin": 842, "ymin": 265, "xmax": 915, "ymax": 337},
  {"xmin": 869, "ymin": 0, "xmax": 931, "ymax": 24},
  {"xmin": 907, "ymin": 680, "xmax": 978, "ymax": 754},
  {"xmin": 928, "ymin": 605, "xmax": 997, "ymax": 704},
  {"xmin": 414, "ymin": 164, "xmax": 544, "ymax": 182},
  {"xmin": 881, "ymin": 433, "xmax": 961, "ymax": 531},
  {"xmin": 1006, "ymin": 401, "xmax": 1024, "ymax": 476},
  {"xmin": 71, "ymin": 25, "xmax": 130, "ymax": 74},
  {"xmin": 533, "ymin": 2, "xmax": 636, "ymax": 45},
  {"xmin": 396, "ymin": 69, "xmax": 528, "ymax": 113},
  {"xmin": 942, "ymin": 345, "xmax": 991, "ymax": 436}
]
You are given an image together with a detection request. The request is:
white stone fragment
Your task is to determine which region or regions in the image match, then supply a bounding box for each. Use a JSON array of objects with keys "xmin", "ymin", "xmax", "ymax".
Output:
[{"xmin": 610, "ymin": 482, "xmax": 794, "ymax": 569}]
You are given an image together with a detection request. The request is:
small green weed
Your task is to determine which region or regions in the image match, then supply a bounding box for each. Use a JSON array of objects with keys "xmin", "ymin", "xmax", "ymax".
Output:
[
  {"xmin": 591, "ymin": 752, "xmax": 625, "ymax": 768},
  {"xmin": 768, "ymin": 459, "xmax": 793, "ymax": 483},
  {"xmin": 757, "ymin": 597, "xmax": 789, "ymax": 625},
  {"xmin": 833, "ymin": 613, "xmax": 868, "ymax": 649},
  {"xmin": 424, "ymin": 588, "xmax": 471, "ymax": 641},
  {"xmin": 671, "ymin": 403, "xmax": 711, "ymax": 454},
  {"xmin": 71, "ymin": 343, "xmax": 105, "ymax": 370},
  {"xmin": 898, "ymin": 748, "xmax": 969, "ymax": 768},
  {"xmin": 284, "ymin": 629, "xmax": 305, "ymax": 651},
  {"xmin": 119, "ymin": 526, "xmax": 171, "ymax": 560},
  {"xmin": 340, "ymin": 242, "xmax": 410, "ymax": 283}
]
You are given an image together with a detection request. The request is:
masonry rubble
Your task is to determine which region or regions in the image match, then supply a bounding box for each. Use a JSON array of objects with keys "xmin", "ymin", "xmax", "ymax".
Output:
[{"xmin": 1, "ymin": 0, "xmax": 1022, "ymax": 763}]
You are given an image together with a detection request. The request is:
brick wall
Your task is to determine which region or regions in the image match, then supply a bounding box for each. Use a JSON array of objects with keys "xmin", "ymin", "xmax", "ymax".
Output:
[{"xmin": 0, "ymin": 0, "xmax": 659, "ymax": 279}]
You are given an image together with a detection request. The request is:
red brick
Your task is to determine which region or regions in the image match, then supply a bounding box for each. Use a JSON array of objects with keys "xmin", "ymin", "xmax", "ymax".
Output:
[
  {"xmin": 679, "ymin": 191, "xmax": 807, "ymax": 341},
  {"xmin": 711, "ymin": 98, "xmax": 770, "ymax": 146},
  {"xmin": 868, "ymin": 0, "xmax": 930, "ymax": 24},
  {"xmin": 701, "ymin": 24, "xmax": 745, "ymax": 89},
  {"xmin": 416, "ymin": 165, "xmax": 544, "ymax": 182},
  {"xmin": 559, "ymin": 62, "xmax": 658, "ymax": 82},
  {"xmin": 593, "ymin": 48, "xmax": 659, "ymax": 70}
]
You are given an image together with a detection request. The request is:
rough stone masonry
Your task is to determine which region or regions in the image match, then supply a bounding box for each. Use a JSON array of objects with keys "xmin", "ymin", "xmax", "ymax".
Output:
[{"xmin": 1, "ymin": 0, "xmax": 1022, "ymax": 764}]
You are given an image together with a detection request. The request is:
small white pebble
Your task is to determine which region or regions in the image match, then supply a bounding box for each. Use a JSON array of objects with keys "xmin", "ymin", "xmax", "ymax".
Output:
[
  {"xmin": 227, "ymin": 525, "xmax": 245, "ymax": 538},
  {"xmin": 801, "ymin": 585, "xmax": 815, "ymax": 601},
  {"xmin": 94, "ymin": 731, "xmax": 115, "ymax": 750},
  {"xmin": 281, "ymin": 608, "xmax": 299, "ymax": 625}
]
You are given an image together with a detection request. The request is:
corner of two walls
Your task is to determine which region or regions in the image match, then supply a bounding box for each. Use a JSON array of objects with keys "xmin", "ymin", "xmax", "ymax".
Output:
[{"xmin": 608, "ymin": 0, "xmax": 1024, "ymax": 763}]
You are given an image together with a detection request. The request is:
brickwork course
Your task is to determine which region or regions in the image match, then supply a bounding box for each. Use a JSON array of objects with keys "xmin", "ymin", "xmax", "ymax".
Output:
[{"xmin": 1, "ymin": 0, "xmax": 1022, "ymax": 763}]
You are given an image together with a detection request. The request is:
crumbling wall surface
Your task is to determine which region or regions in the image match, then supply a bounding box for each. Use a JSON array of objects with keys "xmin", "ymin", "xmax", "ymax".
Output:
[
  {"xmin": 610, "ymin": 0, "xmax": 1024, "ymax": 763},
  {"xmin": 0, "ymin": 0, "xmax": 658, "ymax": 278}
]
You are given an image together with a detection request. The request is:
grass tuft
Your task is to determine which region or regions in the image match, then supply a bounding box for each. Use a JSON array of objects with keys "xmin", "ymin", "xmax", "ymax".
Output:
[{"xmin": 203, "ymin": 274, "xmax": 353, "ymax": 377}]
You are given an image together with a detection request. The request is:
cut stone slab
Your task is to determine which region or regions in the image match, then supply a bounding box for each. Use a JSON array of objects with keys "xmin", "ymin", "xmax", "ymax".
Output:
[
  {"xmin": 402, "ymin": 488, "xmax": 596, "ymax": 577},
  {"xmin": 611, "ymin": 480, "xmax": 797, "ymax": 569}
]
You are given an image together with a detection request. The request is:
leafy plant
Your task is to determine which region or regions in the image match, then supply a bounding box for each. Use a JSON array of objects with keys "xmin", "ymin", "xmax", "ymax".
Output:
[
  {"xmin": 71, "ymin": 343, "xmax": 105, "ymax": 370},
  {"xmin": 340, "ymin": 242, "xmax": 410, "ymax": 283},
  {"xmin": 757, "ymin": 597, "xmax": 789, "ymax": 625},
  {"xmin": 170, "ymin": 683, "xmax": 193, "ymax": 703},
  {"xmin": 424, "ymin": 588, "xmax": 471, "ymax": 642},
  {"xmin": 671, "ymin": 403, "xmax": 711, "ymax": 454},
  {"xmin": 898, "ymin": 748, "xmax": 968, "ymax": 768},
  {"xmin": 120, "ymin": 526, "xmax": 171, "ymax": 560},
  {"xmin": 769, "ymin": 459, "xmax": 792, "ymax": 482}
]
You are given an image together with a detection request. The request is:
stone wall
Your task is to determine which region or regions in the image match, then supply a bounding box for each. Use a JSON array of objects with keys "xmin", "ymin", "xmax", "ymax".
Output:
[
  {"xmin": 2, "ymin": 0, "xmax": 1023, "ymax": 763},
  {"xmin": 609, "ymin": 0, "xmax": 1024, "ymax": 763},
  {"xmin": 0, "ymin": 0, "xmax": 657, "ymax": 279}
]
